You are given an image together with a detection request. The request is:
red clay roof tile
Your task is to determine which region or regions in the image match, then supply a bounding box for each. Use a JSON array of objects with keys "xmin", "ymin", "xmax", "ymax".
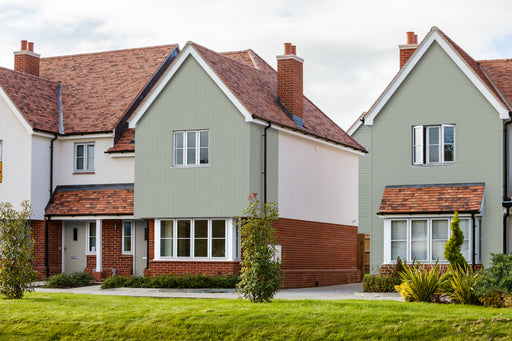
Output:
[
  {"xmin": 378, "ymin": 183, "xmax": 485, "ymax": 215},
  {"xmin": 107, "ymin": 128, "xmax": 135, "ymax": 153}
]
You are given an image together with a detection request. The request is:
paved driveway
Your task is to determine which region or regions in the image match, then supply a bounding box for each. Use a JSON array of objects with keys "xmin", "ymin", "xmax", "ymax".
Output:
[{"xmin": 35, "ymin": 282, "xmax": 402, "ymax": 301}]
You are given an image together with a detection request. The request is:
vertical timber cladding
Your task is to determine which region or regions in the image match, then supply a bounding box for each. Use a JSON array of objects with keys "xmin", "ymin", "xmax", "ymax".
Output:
[
  {"xmin": 366, "ymin": 41, "xmax": 503, "ymax": 269},
  {"xmin": 134, "ymin": 55, "xmax": 253, "ymax": 219}
]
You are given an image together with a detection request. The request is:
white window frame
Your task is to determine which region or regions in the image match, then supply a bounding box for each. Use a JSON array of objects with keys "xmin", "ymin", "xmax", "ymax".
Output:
[
  {"xmin": 122, "ymin": 220, "xmax": 134, "ymax": 255},
  {"xmin": 384, "ymin": 215, "xmax": 479, "ymax": 264},
  {"xmin": 412, "ymin": 124, "xmax": 455, "ymax": 165},
  {"xmin": 74, "ymin": 142, "xmax": 95, "ymax": 172},
  {"xmin": 154, "ymin": 218, "xmax": 237, "ymax": 261},
  {"xmin": 86, "ymin": 221, "xmax": 97, "ymax": 255},
  {"xmin": 173, "ymin": 130, "xmax": 209, "ymax": 167}
]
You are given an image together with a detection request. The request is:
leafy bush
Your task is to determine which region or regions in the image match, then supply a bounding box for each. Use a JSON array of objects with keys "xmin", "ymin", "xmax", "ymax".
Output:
[
  {"xmin": 47, "ymin": 272, "xmax": 93, "ymax": 288},
  {"xmin": 363, "ymin": 275, "xmax": 401, "ymax": 292},
  {"xmin": 0, "ymin": 201, "xmax": 38, "ymax": 299},
  {"xmin": 237, "ymin": 193, "xmax": 281, "ymax": 303},
  {"xmin": 444, "ymin": 212, "xmax": 467, "ymax": 270},
  {"xmin": 100, "ymin": 274, "xmax": 239, "ymax": 289},
  {"xmin": 478, "ymin": 291, "xmax": 512, "ymax": 308},
  {"xmin": 396, "ymin": 261, "xmax": 441, "ymax": 302},
  {"xmin": 474, "ymin": 254, "xmax": 512, "ymax": 296},
  {"xmin": 442, "ymin": 264, "xmax": 480, "ymax": 304}
]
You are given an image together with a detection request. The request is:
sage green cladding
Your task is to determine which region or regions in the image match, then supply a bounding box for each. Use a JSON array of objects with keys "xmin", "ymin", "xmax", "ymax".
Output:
[
  {"xmin": 354, "ymin": 42, "xmax": 503, "ymax": 270},
  {"xmin": 134, "ymin": 56, "xmax": 276, "ymax": 218}
]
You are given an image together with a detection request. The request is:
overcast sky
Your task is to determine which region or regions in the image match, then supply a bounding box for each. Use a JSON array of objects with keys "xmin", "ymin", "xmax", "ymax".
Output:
[{"xmin": 1, "ymin": 0, "xmax": 512, "ymax": 129}]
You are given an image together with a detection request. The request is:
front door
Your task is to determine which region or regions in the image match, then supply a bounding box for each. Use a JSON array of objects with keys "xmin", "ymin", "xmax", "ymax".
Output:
[
  {"xmin": 134, "ymin": 220, "xmax": 148, "ymax": 276},
  {"xmin": 64, "ymin": 221, "xmax": 86, "ymax": 274}
]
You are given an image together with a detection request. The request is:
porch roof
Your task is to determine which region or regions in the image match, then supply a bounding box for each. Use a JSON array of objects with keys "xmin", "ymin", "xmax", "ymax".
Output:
[{"xmin": 378, "ymin": 183, "xmax": 485, "ymax": 215}]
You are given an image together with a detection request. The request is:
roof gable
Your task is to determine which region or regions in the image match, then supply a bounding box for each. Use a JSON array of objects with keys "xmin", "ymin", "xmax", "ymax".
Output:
[
  {"xmin": 352, "ymin": 27, "xmax": 510, "ymax": 134},
  {"xmin": 130, "ymin": 42, "xmax": 365, "ymax": 152}
]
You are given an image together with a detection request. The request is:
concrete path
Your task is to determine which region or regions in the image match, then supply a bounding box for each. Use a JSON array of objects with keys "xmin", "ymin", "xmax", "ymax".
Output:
[{"xmin": 35, "ymin": 282, "xmax": 403, "ymax": 301}]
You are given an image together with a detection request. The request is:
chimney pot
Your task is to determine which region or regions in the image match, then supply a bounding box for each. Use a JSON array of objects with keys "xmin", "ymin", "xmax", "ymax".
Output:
[
  {"xmin": 21, "ymin": 40, "xmax": 28, "ymax": 51},
  {"xmin": 28, "ymin": 42, "xmax": 34, "ymax": 52},
  {"xmin": 284, "ymin": 42, "xmax": 292, "ymax": 55},
  {"xmin": 291, "ymin": 45, "xmax": 296, "ymax": 55},
  {"xmin": 406, "ymin": 32, "xmax": 415, "ymax": 44},
  {"xmin": 414, "ymin": 34, "xmax": 418, "ymax": 44}
]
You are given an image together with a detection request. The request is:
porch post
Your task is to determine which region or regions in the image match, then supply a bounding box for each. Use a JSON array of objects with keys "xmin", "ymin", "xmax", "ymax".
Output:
[{"xmin": 96, "ymin": 219, "xmax": 102, "ymax": 273}]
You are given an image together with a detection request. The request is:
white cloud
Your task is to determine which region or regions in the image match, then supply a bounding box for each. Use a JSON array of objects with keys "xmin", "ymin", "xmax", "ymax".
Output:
[{"xmin": 2, "ymin": 0, "xmax": 512, "ymax": 128}]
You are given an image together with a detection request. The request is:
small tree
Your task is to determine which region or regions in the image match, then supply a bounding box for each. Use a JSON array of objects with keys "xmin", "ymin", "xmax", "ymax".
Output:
[
  {"xmin": 444, "ymin": 211, "xmax": 468, "ymax": 270},
  {"xmin": 0, "ymin": 201, "xmax": 38, "ymax": 299},
  {"xmin": 237, "ymin": 193, "xmax": 281, "ymax": 302}
]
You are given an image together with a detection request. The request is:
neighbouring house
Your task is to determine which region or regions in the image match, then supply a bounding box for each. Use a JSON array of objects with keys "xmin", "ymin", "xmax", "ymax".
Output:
[
  {"xmin": 349, "ymin": 26, "xmax": 512, "ymax": 273},
  {"xmin": 0, "ymin": 39, "xmax": 364, "ymax": 288}
]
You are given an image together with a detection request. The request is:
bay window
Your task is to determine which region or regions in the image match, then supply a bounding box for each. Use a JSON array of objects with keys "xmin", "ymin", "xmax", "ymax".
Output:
[{"xmin": 385, "ymin": 216, "xmax": 480, "ymax": 264}]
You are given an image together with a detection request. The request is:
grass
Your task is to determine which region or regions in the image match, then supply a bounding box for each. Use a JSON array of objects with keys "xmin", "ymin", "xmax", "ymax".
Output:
[{"xmin": 1, "ymin": 293, "xmax": 512, "ymax": 340}]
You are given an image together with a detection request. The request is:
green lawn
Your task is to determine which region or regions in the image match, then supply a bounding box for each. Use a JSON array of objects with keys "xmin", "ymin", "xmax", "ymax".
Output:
[{"xmin": 1, "ymin": 293, "xmax": 512, "ymax": 340}]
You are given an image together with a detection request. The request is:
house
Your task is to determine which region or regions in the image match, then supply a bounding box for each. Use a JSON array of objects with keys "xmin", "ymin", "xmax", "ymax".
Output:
[
  {"xmin": 0, "ymin": 40, "xmax": 364, "ymax": 288},
  {"xmin": 349, "ymin": 27, "xmax": 512, "ymax": 273}
]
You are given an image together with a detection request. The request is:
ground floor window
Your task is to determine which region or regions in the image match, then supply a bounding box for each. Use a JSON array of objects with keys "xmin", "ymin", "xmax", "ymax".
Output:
[
  {"xmin": 154, "ymin": 218, "xmax": 239, "ymax": 261},
  {"xmin": 87, "ymin": 221, "xmax": 96, "ymax": 254},
  {"xmin": 384, "ymin": 215, "xmax": 480, "ymax": 264}
]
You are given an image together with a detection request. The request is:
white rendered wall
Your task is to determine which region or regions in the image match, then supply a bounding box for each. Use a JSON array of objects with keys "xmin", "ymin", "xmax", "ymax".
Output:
[
  {"xmin": 31, "ymin": 135, "xmax": 52, "ymax": 219},
  {"xmin": 0, "ymin": 96, "xmax": 32, "ymax": 213},
  {"xmin": 54, "ymin": 136, "xmax": 134, "ymax": 187},
  {"xmin": 277, "ymin": 131, "xmax": 359, "ymax": 226}
]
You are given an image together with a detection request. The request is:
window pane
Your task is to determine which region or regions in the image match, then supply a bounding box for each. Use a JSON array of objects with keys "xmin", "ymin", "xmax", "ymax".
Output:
[
  {"xmin": 459, "ymin": 219, "xmax": 469, "ymax": 237},
  {"xmin": 161, "ymin": 239, "xmax": 173, "ymax": 257},
  {"xmin": 187, "ymin": 148, "xmax": 196, "ymax": 165},
  {"xmin": 200, "ymin": 147, "xmax": 208, "ymax": 164},
  {"xmin": 177, "ymin": 220, "xmax": 191, "ymax": 257},
  {"xmin": 187, "ymin": 132, "xmax": 196, "ymax": 148},
  {"xmin": 432, "ymin": 241, "xmax": 446, "ymax": 261},
  {"xmin": 444, "ymin": 126, "xmax": 454, "ymax": 144},
  {"xmin": 212, "ymin": 239, "xmax": 225, "ymax": 258},
  {"xmin": 411, "ymin": 220, "xmax": 427, "ymax": 261},
  {"xmin": 428, "ymin": 127, "xmax": 439, "ymax": 142},
  {"xmin": 212, "ymin": 220, "xmax": 226, "ymax": 238},
  {"xmin": 428, "ymin": 145, "xmax": 440, "ymax": 162},
  {"xmin": 413, "ymin": 127, "xmax": 423, "ymax": 164},
  {"xmin": 194, "ymin": 239, "xmax": 207, "ymax": 257},
  {"xmin": 124, "ymin": 222, "xmax": 132, "ymax": 252},
  {"xmin": 200, "ymin": 131, "xmax": 209, "ymax": 148},
  {"xmin": 161, "ymin": 221, "xmax": 174, "ymax": 238},
  {"xmin": 444, "ymin": 144, "xmax": 454, "ymax": 162},
  {"xmin": 175, "ymin": 149, "xmax": 183, "ymax": 165},
  {"xmin": 89, "ymin": 223, "xmax": 96, "ymax": 252},
  {"xmin": 391, "ymin": 221, "xmax": 407, "ymax": 240},
  {"xmin": 175, "ymin": 132, "xmax": 184, "ymax": 149},
  {"xmin": 76, "ymin": 157, "xmax": 84, "ymax": 170},
  {"xmin": 462, "ymin": 241, "xmax": 469, "ymax": 261},
  {"xmin": 195, "ymin": 220, "xmax": 208, "ymax": 238},
  {"xmin": 76, "ymin": 145, "xmax": 84, "ymax": 157},
  {"xmin": 432, "ymin": 220, "xmax": 448, "ymax": 239},
  {"xmin": 391, "ymin": 241, "xmax": 406, "ymax": 261},
  {"xmin": 87, "ymin": 145, "xmax": 94, "ymax": 170}
]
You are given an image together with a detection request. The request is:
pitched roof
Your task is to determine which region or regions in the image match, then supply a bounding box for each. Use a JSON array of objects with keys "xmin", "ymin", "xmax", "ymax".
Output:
[
  {"xmin": 479, "ymin": 59, "xmax": 512, "ymax": 109},
  {"xmin": 0, "ymin": 66, "xmax": 59, "ymax": 133},
  {"xmin": 39, "ymin": 44, "xmax": 178, "ymax": 134},
  {"xmin": 189, "ymin": 43, "xmax": 364, "ymax": 152},
  {"xmin": 46, "ymin": 184, "xmax": 134, "ymax": 216},
  {"xmin": 107, "ymin": 128, "xmax": 135, "ymax": 153},
  {"xmin": 378, "ymin": 183, "xmax": 485, "ymax": 215}
]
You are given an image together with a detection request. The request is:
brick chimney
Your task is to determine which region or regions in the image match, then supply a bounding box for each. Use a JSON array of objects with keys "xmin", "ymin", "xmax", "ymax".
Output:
[
  {"xmin": 277, "ymin": 42, "xmax": 304, "ymax": 127},
  {"xmin": 399, "ymin": 32, "xmax": 418, "ymax": 69},
  {"xmin": 14, "ymin": 40, "xmax": 40, "ymax": 76}
]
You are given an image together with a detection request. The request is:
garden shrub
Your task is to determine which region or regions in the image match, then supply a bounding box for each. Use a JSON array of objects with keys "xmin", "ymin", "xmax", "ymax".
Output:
[
  {"xmin": 396, "ymin": 261, "xmax": 441, "ymax": 302},
  {"xmin": 444, "ymin": 212, "xmax": 467, "ymax": 270},
  {"xmin": 47, "ymin": 272, "xmax": 93, "ymax": 288},
  {"xmin": 363, "ymin": 275, "xmax": 401, "ymax": 292},
  {"xmin": 474, "ymin": 254, "xmax": 512, "ymax": 297},
  {"xmin": 0, "ymin": 201, "xmax": 38, "ymax": 299},
  {"xmin": 237, "ymin": 193, "xmax": 281, "ymax": 303},
  {"xmin": 478, "ymin": 291, "xmax": 512, "ymax": 308},
  {"xmin": 100, "ymin": 273, "xmax": 239, "ymax": 289},
  {"xmin": 443, "ymin": 264, "xmax": 480, "ymax": 304}
]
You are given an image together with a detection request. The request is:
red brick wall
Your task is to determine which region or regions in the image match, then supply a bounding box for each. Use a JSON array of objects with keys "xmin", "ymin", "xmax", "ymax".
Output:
[
  {"xmin": 274, "ymin": 218, "xmax": 360, "ymax": 288},
  {"xmin": 145, "ymin": 218, "xmax": 360, "ymax": 288},
  {"xmin": 277, "ymin": 53, "xmax": 303, "ymax": 119},
  {"xmin": 31, "ymin": 219, "xmax": 62, "ymax": 279},
  {"xmin": 14, "ymin": 53, "xmax": 40, "ymax": 76},
  {"xmin": 399, "ymin": 47, "xmax": 416, "ymax": 69}
]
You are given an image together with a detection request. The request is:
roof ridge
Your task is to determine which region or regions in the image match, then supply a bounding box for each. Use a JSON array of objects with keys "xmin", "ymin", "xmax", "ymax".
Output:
[
  {"xmin": 41, "ymin": 44, "xmax": 177, "ymax": 61},
  {"xmin": 478, "ymin": 58, "xmax": 512, "ymax": 63},
  {"xmin": 189, "ymin": 42, "xmax": 263, "ymax": 72}
]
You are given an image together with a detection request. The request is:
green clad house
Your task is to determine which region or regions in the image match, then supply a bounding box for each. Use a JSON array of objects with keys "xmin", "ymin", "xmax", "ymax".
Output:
[
  {"xmin": 349, "ymin": 27, "xmax": 512, "ymax": 272},
  {"xmin": 129, "ymin": 42, "xmax": 365, "ymax": 288}
]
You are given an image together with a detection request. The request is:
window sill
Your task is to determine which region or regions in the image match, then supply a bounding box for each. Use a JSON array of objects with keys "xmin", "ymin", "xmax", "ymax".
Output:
[
  {"xmin": 171, "ymin": 165, "xmax": 210, "ymax": 169},
  {"xmin": 74, "ymin": 171, "xmax": 95, "ymax": 175},
  {"xmin": 411, "ymin": 163, "xmax": 455, "ymax": 167},
  {"xmin": 121, "ymin": 253, "xmax": 133, "ymax": 256}
]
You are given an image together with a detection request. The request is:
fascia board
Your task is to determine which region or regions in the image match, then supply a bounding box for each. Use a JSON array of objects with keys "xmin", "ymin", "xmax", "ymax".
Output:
[
  {"xmin": 129, "ymin": 45, "xmax": 253, "ymax": 128},
  {"xmin": 347, "ymin": 120, "xmax": 363, "ymax": 136},
  {"xmin": 364, "ymin": 30, "xmax": 509, "ymax": 126},
  {"xmin": 0, "ymin": 85, "xmax": 33, "ymax": 134}
]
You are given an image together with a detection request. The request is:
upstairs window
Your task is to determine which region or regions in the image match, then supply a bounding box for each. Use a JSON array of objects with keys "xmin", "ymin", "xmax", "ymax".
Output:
[
  {"xmin": 173, "ymin": 130, "xmax": 209, "ymax": 167},
  {"xmin": 75, "ymin": 142, "xmax": 95, "ymax": 172},
  {"xmin": 0, "ymin": 140, "xmax": 2, "ymax": 183},
  {"xmin": 412, "ymin": 125, "xmax": 455, "ymax": 165}
]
